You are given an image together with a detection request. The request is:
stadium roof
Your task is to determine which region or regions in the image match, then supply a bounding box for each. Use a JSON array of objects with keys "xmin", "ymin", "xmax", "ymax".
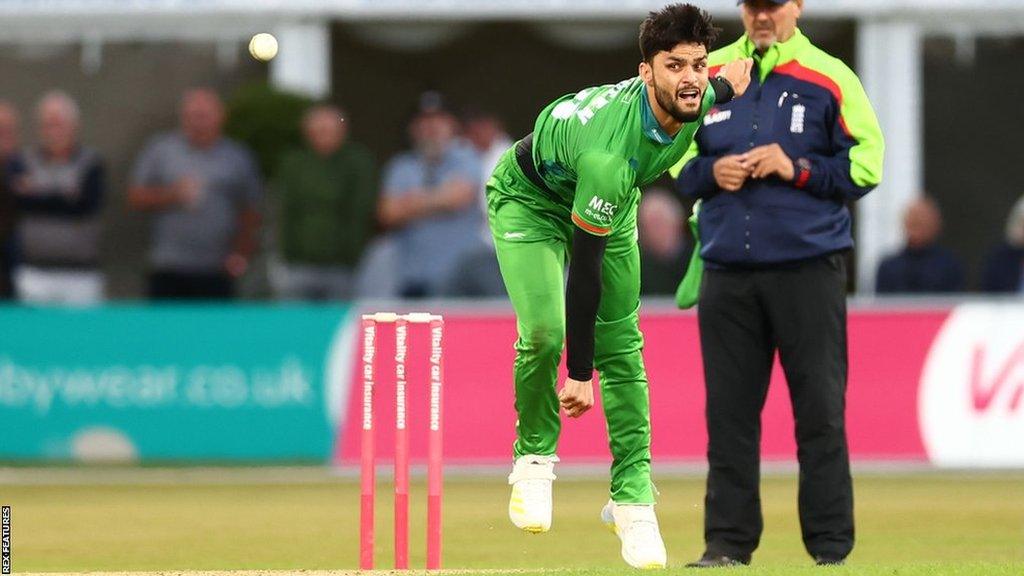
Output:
[{"xmin": 0, "ymin": 0, "xmax": 1022, "ymax": 43}]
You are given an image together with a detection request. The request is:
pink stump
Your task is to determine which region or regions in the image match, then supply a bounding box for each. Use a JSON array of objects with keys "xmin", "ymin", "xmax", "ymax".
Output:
[
  {"xmin": 394, "ymin": 318, "xmax": 410, "ymax": 569},
  {"xmin": 359, "ymin": 318, "xmax": 376, "ymax": 570},
  {"xmin": 426, "ymin": 317, "xmax": 444, "ymax": 570}
]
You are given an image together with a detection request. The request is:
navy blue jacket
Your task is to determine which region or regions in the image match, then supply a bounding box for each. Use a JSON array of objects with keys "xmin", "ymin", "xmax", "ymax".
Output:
[
  {"xmin": 875, "ymin": 244, "xmax": 965, "ymax": 294},
  {"xmin": 672, "ymin": 30, "xmax": 884, "ymax": 267},
  {"xmin": 982, "ymin": 242, "xmax": 1024, "ymax": 293}
]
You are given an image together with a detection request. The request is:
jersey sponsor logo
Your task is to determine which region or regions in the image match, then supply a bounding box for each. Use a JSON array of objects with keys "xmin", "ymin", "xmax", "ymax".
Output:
[
  {"xmin": 502, "ymin": 232, "xmax": 525, "ymax": 240},
  {"xmin": 790, "ymin": 104, "xmax": 806, "ymax": 134},
  {"xmin": 703, "ymin": 108, "xmax": 732, "ymax": 127},
  {"xmin": 585, "ymin": 196, "xmax": 617, "ymax": 221},
  {"xmin": 919, "ymin": 304, "xmax": 1024, "ymax": 467}
]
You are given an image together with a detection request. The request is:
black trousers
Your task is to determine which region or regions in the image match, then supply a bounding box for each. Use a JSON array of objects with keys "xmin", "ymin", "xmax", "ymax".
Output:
[
  {"xmin": 148, "ymin": 270, "xmax": 235, "ymax": 300},
  {"xmin": 697, "ymin": 253, "xmax": 853, "ymax": 561}
]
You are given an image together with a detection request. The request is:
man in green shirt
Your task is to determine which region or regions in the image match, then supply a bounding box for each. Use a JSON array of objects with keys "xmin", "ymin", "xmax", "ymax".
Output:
[
  {"xmin": 273, "ymin": 105, "xmax": 376, "ymax": 300},
  {"xmin": 488, "ymin": 4, "xmax": 751, "ymax": 568}
]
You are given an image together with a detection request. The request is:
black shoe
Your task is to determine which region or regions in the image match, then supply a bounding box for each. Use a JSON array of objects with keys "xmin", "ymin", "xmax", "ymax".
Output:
[
  {"xmin": 814, "ymin": 556, "xmax": 845, "ymax": 566},
  {"xmin": 685, "ymin": 554, "xmax": 750, "ymax": 568}
]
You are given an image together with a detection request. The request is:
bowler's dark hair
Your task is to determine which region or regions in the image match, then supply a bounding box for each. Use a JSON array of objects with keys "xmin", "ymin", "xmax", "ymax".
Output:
[{"xmin": 639, "ymin": 3, "xmax": 720, "ymax": 63}]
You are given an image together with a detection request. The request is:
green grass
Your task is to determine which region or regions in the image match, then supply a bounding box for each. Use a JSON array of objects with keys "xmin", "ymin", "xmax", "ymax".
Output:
[{"xmin": 3, "ymin": 472, "xmax": 1023, "ymax": 574}]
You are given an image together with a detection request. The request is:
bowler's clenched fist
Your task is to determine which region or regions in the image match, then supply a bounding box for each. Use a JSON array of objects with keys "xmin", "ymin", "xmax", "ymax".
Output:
[
  {"xmin": 717, "ymin": 58, "xmax": 754, "ymax": 98},
  {"xmin": 558, "ymin": 377, "xmax": 594, "ymax": 418}
]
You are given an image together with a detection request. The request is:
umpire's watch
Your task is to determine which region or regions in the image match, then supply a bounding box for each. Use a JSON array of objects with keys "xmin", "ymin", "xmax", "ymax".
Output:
[{"xmin": 794, "ymin": 157, "xmax": 812, "ymax": 189}]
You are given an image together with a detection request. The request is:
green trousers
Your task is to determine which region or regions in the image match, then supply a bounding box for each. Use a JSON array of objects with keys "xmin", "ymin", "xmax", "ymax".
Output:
[{"xmin": 487, "ymin": 159, "xmax": 654, "ymax": 504}]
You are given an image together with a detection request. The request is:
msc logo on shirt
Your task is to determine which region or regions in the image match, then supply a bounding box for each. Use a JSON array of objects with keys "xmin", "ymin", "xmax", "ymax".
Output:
[{"xmin": 585, "ymin": 196, "xmax": 617, "ymax": 222}]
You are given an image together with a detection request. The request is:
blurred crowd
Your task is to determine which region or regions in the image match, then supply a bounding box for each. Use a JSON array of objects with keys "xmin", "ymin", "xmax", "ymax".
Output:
[
  {"xmin": 0, "ymin": 88, "xmax": 515, "ymax": 304},
  {"xmin": 875, "ymin": 195, "xmax": 1024, "ymax": 295},
  {"xmin": 0, "ymin": 87, "xmax": 1022, "ymax": 304}
]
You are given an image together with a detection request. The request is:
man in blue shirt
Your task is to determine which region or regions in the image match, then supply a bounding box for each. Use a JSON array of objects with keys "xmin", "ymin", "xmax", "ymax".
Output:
[{"xmin": 378, "ymin": 93, "xmax": 483, "ymax": 298}]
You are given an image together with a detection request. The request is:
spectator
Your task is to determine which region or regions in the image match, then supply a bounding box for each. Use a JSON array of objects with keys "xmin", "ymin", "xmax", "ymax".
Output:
[
  {"xmin": 9, "ymin": 91, "xmax": 105, "ymax": 304},
  {"xmin": 271, "ymin": 105, "xmax": 376, "ymax": 301},
  {"xmin": 129, "ymin": 88, "xmax": 262, "ymax": 300},
  {"xmin": 638, "ymin": 188, "xmax": 690, "ymax": 296},
  {"xmin": 982, "ymin": 195, "xmax": 1024, "ymax": 294},
  {"xmin": 634, "ymin": 188, "xmax": 692, "ymax": 295},
  {"xmin": 378, "ymin": 92, "xmax": 483, "ymax": 298},
  {"xmin": 875, "ymin": 196, "xmax": 964, "ymax": 294},
  {"xmin": 441, "ymin": 109, "xmax": 512, "ymax": 298},
  {"xmin": 0, "ymin": 101, "xmax": 19, "ymax": 300},
  {"xmin": 464, "ymin": 110, "xmax": 513, "ymax": 191},
  {"xmin": 464, "ymin": 109, "xmax": 512, "ymax": 243}
]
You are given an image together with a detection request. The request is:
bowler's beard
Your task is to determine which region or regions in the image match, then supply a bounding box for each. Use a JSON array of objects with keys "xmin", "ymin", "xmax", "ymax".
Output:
[{"xmin": 654, "ymin": 79, "xmax": 701, "ymax": 124}]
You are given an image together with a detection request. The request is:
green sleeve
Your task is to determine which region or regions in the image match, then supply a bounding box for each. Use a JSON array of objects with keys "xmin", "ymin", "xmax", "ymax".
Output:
[
  {"xmin": 836, "ymin": 66, "xmax": 884, "ymax": 188},
  {"xmin": 571, "ymin": 151, "xmax": 633, "ymax": 236},
  {"xmin": 795, "ymin": 48, "xmax": 885, "ymax": 192},
  {"xmin": 669, "ymin": 139, "xmax": 701, "ymax": 179}
]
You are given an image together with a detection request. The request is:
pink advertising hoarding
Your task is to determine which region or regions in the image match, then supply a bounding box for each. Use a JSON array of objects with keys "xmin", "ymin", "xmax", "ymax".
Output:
[{"xmin": 335, "ymin": 304, "xmax": 1024, "ymax": 467}]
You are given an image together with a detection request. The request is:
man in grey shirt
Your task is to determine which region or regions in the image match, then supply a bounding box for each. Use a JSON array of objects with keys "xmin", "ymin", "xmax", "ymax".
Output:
[{"xmin": 129, "ymin": 88, "xmax": 262, "ymax": 299}]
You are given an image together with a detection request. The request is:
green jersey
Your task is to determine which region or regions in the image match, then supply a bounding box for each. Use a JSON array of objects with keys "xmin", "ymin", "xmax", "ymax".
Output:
[
  {"xmin": 498, "ymin": 76, "xmax": 716, "ymax": 236},
  {"xmin": 487, "ymin": 78, "xmax": 718, "ymax": 504}
]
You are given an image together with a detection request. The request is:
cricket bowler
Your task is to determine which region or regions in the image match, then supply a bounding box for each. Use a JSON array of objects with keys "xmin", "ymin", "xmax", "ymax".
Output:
[{"xmin": 486, "ymin": 3, "xmax": 753, "ymax": 569}]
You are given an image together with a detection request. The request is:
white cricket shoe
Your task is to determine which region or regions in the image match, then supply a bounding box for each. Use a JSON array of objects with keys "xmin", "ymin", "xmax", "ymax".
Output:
[
  {"xmin": 507, "ymin": 454, "xmax": 558, "ymax": 533},
  {"xmin": 601, "ymin": 500, "xmax": 668, "ymax": 569}
]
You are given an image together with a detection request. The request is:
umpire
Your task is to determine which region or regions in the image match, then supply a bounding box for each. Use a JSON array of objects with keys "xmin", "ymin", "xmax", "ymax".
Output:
[{"xmin": 671, "ymin": 0, "xmax": 884, "ymax": 567}]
